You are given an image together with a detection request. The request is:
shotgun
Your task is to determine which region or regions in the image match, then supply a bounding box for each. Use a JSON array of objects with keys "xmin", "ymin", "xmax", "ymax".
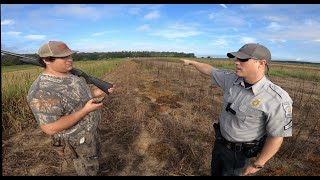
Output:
[{"xmin": 1, "ymin": 50, "xmax": 113, "ymax": 94}]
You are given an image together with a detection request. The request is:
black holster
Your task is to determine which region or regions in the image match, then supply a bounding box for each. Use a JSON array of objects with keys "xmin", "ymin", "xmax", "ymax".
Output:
[
  {"xmin": 213, "ymin": 123, "xmax": 223, "ymax": 141},
  {"xmin": 242, "ymin": 135, "xmax": 267, "ymax": 158}
]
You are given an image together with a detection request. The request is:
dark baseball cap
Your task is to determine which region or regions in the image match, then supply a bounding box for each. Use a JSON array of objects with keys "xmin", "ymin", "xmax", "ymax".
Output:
[
  {"xmin": 227, "ymin": 43, "xmax": 271, "ymax": 61},
  {"xmin": 38, "ymin": 41, "xmax": 78, "ymax": 58}
]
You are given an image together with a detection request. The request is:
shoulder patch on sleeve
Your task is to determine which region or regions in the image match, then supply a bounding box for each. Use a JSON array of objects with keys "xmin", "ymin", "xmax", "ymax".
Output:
[
  {"xmin": 284, "ymin": 120, "xmax": 292, "ymax": 130},
  {"xmin": 282, "ymin": 102, "xmax": 292, "ymax": 118}
]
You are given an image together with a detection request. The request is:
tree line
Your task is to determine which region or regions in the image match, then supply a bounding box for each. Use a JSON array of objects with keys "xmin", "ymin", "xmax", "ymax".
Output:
[{"xmin": 1, "ymin": 51, "xmax": 195, "ymax": 66}]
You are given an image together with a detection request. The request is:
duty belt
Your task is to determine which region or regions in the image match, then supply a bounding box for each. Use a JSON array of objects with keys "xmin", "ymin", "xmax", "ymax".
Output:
[
  {"xmin": 219, "ymin": 138, "xmax": 256, "ymax": 152},
  {"xmin": 213, "ymin": 123, "xmax": 257, "ymax": 152}
]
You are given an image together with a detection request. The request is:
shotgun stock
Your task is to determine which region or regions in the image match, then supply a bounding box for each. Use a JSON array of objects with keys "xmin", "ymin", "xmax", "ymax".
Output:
[{"xmin": 1, "ymin": 50, "xmax": 113, "ymax": 94}]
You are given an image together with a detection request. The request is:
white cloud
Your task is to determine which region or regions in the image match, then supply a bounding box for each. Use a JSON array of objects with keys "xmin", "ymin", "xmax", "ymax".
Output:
[
  {"xmin": 151, "ymin": 24, "xmax": 202, "ymax": 39},
  {"xmin": 264, "ymin": 15, "xmax": 288, "ymax": 22},
  {"xmin": 144, "ymin": 10, "xmax": 160, "ymax": 20},
  {"xmin": 210, "ymin": 38, "xmax": 228, "ymax": 47},
  {"xmin": 152, "ymin": 30, "xmax": 201, "ymax": 39},
  {"xmin": 136, "ymin": 24, "xmax": 150, "ymax": 31},
  {"xmin": 147, "ymin": 5, "xmax": 163, "ymax": 10},
  {"xmin": 263, "ymin": 23, "xmax": 320, "ymax": 42},
  {"xmin": 92, "ymin": 31, "xmax": 107, "ymax": 36},
  {"xmin": 208, "ymin": 12, "xmax": 214, "ymax": 20},
  {"xmin": 240, "ymin": 37, "xmax": 256, "ymax": 44},
  {"xmin": 241, "ymin": 4, "xmax": 274, "ymax": 10},
  {"xmin": 128, "ymin": 7, "xmax": 141, "ymax": 15},
  {"xmin": 2, "ymin": 4, "xmax": 320, "ymax": 62},
  {"xmin": 208, "ymin": 11, "xmax": 246, "ymax": 27},
  {"xmin": 53, "ymin": 4, "xmax": 102, "ymax": 19},
  {"xmin": 2, "ymin": 31, "xmax": 22, "ymax": 36},
  {"xmin": 76, "ymin": 41, "xmax": 120, "ymax": 52},
  {"xmin": 269, "ymin": 39, "xmax": 287, "ymax": 43},
  {"xmin": 1, "ymin": 19, "xmax": 15, "ymax": 25},
  {"xmin": 304, "ymin": 19, "xmax": 317, "ymax": 26},
  {"xmin": 91, "ymin": 31, "xmax": 117, "ymax": 36},
  {"xmin": 267, "ymin": 22, "xmax": 283, "ymax": 31},
  {"xmin": 24, "ymin": 35, "xmax": 46, "ymax": 40},
  {"xmin": 220, "ymin": 4, "xmax": 228, "ymax": 9}
]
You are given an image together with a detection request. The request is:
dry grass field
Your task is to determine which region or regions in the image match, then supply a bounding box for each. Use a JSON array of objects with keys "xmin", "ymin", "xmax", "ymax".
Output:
[{"xmin": 2, "ymin": 58, "xmax": 320, "ymax": 176}]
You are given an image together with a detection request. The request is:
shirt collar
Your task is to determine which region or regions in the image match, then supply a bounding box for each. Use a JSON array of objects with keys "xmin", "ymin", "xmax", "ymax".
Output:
[{"xmin": 234, "ymin": 76, "xmax": 267, "ymax": 96}]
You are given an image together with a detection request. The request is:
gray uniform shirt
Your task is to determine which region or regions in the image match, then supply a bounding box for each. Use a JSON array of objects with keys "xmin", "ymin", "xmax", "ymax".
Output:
[
  {"xmin": 27, "ymin": 73, "xmax": 101, "ymax": 143},
  {"xmin": 211, "ymin": 69, "xmax": 293, "ymax": 142}
]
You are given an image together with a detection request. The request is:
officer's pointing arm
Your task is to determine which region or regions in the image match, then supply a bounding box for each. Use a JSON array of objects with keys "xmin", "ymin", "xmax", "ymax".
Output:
[{"xmin": 180, "ymin": 59, "xmax": 214, "ymax": 76}]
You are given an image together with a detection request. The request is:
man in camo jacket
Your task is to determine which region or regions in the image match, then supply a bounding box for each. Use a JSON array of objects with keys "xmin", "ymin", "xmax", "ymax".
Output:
[{"xmin": 27, "ymin": 41, "xmax": 114, "ymax": 176}]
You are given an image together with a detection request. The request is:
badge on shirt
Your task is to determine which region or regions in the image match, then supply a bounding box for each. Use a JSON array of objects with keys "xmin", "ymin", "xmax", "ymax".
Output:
[
  {"xmin": 251, "ymin": 99, "xmax": 261, "ymax": 108},
  {"xmin": 282, "ymin": 102, "xmax": 292, "ymax": 118}
]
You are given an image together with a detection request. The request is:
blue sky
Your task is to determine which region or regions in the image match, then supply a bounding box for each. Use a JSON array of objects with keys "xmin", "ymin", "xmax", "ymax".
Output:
[{"xmin": 1, "ymin": 4, "xmax": 320, "ymax": 63}]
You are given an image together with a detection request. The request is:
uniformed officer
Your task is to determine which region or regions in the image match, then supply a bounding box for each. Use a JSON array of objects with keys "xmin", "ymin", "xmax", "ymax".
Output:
[
  {"xmin": 27, "ymin": 41, "xmax": 115, "ymax": 175},
  {"xmin": 181, "ymin": 43, "xmax": 293, "ymax": 176}
]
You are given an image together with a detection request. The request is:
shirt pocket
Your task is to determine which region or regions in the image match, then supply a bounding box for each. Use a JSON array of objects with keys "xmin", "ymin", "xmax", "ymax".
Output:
[{"xmin": 237, "ymin": 105, "xmax": 264, "ymax": 126}]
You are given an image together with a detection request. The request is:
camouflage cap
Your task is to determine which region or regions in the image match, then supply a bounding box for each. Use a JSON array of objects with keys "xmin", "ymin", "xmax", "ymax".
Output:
[
  {"xmin": 227, "ymin": 43, "xmax": 271, "ymax": 61},
  {"xmin": 38, "ymin": 41, "xmax": 78, "ymax": 58}
]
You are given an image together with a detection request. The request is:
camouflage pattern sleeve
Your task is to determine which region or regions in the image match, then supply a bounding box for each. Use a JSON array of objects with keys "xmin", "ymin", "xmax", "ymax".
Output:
[{"xmin": 28, "ymin": 89, "xmax": 64, "ymax": 125}]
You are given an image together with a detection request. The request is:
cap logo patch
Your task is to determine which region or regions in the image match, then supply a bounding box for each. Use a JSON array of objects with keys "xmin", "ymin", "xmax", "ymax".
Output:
[{"xmin": 58, "ymin": 43, "xmax": 68, "ymax": 52}]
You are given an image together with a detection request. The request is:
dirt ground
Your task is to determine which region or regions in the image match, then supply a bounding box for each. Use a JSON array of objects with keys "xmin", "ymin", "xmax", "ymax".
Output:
[{"xmin": 2, "ymin": 59, "xmax": 320, "ymax": 176}]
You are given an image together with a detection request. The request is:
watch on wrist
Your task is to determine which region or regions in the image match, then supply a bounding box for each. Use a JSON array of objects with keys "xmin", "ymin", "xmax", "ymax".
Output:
[{"xmin": 252, "ymin": 163, "xmax": 264, "ymax": 169}]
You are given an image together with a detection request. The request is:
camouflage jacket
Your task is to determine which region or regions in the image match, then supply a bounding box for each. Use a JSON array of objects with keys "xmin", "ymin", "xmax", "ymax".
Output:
[{"xmin": 27, "ymin": 73, "xmax": 101, "ymax": 143}]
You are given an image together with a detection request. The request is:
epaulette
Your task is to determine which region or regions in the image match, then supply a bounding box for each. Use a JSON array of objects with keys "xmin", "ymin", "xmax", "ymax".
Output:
[{"xmin": 269, "ymin": 84, "xmax": 284, "ymax": 99}]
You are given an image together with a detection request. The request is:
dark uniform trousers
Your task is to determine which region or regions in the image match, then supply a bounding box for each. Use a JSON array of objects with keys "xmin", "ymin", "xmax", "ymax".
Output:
[{"xmin": 211, "ymin": 123, "xmax": 264, "ymax": 176}]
